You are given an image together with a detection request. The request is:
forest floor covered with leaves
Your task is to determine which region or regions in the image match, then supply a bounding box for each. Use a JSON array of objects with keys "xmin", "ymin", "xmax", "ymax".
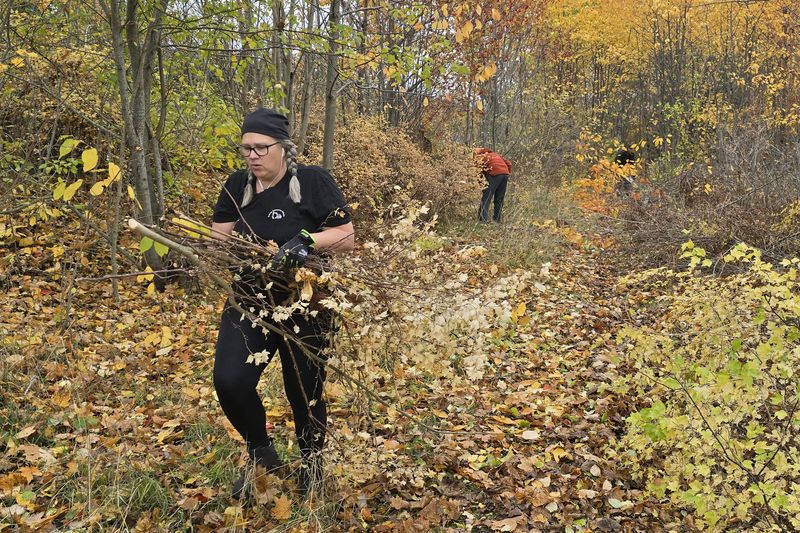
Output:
[{"xmin": 0, "ymin": 215, "xmax": 685, "ymax": 533}]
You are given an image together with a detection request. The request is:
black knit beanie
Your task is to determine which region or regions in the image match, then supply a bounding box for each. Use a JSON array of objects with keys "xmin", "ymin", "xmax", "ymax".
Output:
[{"xmin": 240, "ymin": 108, "xmax": 290, "ymax": 139}]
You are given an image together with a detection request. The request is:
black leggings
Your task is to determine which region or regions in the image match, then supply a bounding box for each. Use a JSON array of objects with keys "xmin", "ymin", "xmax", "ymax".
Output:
[{"xmin": 213, "ymin": 305, "xmax": 328, "ymax": 456}]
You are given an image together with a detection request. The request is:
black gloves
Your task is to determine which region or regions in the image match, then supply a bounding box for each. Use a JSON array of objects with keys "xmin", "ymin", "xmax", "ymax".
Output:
[{"xmin": 271, "ymin": 230, "xmax": 316, "ymax": 269}]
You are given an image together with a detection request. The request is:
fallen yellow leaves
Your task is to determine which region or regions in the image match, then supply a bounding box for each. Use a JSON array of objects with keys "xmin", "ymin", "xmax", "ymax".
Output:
[
  {"xmin": 490, "ymin": 415, "xmax": 517, "ymax": 425},
  {"xmin": 0, "ymin": 185, "xmax": 675, "ymax": 533},
  {"xmin": 14, "ymin": 424, "xmax": 38, "ymax": 440},
  {"xmin": 521, "ymin": 429, "xmax": 540, "ymax": 440},
  {"xmin": 0, "ymin": 472, "xmax": 31, "ymax": 496},
  {"xmin": 487, "ymin": 515, "xmax": 524, "ymax": 531},
  {"xmin": 271, "ymin": 493, "xmax": 292, "ymax": 520}
]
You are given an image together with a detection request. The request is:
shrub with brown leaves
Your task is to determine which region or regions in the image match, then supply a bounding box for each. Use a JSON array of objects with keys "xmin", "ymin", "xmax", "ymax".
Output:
[{"xmin": 302, "ymin": 115, "xmax": 480, "ymax": 230}]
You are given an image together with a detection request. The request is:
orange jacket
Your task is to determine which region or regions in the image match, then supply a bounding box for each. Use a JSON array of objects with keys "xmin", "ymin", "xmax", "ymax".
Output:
[{"xmin": 474, "ymin": 148, "xmax": 512, "ymax": 176}]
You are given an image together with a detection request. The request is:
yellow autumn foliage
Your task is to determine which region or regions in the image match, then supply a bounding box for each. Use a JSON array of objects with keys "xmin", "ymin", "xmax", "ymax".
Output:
[{"xmin": 618, "ymin": 243, "xmax": 800, "ymax": 530}]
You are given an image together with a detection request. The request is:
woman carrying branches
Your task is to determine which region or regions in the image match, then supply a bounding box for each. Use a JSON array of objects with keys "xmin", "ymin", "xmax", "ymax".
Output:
[{"xmin": 211, "ymin": 108, "xmax": 354, "ymax": 499}]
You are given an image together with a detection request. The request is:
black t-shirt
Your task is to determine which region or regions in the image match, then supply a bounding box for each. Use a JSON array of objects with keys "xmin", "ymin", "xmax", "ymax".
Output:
[{"xmin": 213, "ymin": 164, "xmax": 351, "ymax": 246}]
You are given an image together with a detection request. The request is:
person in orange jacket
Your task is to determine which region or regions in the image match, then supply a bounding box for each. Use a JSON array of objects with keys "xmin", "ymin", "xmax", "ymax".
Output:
[{"xmin": 474, "ymin": 148, "xmax": 512, "ymax": 223}]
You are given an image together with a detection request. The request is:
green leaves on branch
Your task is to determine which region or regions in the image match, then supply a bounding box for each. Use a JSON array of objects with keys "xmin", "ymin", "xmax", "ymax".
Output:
[
  {"xmin": 51, "ymin": 138, "xmax": 122, "ymax": 201},
  {"xmin": 618, "ymin": 242, "xmax": 800, "ymax": 531},
  {"xmin": 139, "ymin": 236, "xmax": 169, "ymax": 257},
  {"xmin": 53, "ymin": 180, "xmax": 83, "ymax": 202},
  {"xmin": 680, "ymin": 239, "xmax": 712, "ymax": 269},
  {"xmin": 88, "ymin": 163, "xmax": 121, "ymax": 196},
  {"xmin": 59, "ymin": 137, "xmax": 81, "ymax": 159}
]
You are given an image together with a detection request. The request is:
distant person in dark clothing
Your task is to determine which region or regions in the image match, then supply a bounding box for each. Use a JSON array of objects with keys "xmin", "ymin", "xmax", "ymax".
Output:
[
  {"xmin": 614, "ymin": 146, "xmax": 636, "ymax": 167},
  {"xmin": 474, "ymin": 148, "xmax": 512, "ymax": 223},
  {"xmin": 614, "ymin": 146, "xmax": 637, "ymax": 193}
]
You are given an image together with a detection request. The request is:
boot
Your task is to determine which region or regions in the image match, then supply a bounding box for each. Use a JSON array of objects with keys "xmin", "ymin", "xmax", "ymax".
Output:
[
  {"xmin": 231, "ymin": 442, "xmax": 284, "ymax": 500},
  {"xmin": 250, "ymin": 442, "xmax": 284, "ymax": 471},
  {"xmin": 298, "ymin": 453, "xmax": 323, "ymax": 499}
]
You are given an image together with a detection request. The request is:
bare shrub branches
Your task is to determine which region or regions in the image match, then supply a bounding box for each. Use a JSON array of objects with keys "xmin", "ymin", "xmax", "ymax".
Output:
[{"xmin": 127, "ymin": 205, "xmax": 533, "ymax": 437}]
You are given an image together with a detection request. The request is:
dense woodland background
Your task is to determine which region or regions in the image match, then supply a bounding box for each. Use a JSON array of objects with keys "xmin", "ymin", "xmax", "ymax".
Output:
[
  {"xmin": 2, "ymin": 0, "xmax": 800, "ymax": 531},
  {"xmin": 3, "ymin": 0, "xmax": 800, "ymax": 262}
]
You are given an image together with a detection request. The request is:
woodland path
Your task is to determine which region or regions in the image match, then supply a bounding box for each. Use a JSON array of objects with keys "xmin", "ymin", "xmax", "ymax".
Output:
[
  {"xmin": 0, "ymin": 241, "xmax": 679, "ymax": 532},
  {"xmin": 320, "ymin": 244, "xmax": 674, "ymax": 533}
]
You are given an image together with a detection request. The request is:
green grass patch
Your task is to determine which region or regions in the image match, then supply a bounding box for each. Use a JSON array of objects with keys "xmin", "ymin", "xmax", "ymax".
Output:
[{"xmin": 438, "ymin": 175, "xmax": 572, "ymax": 269}]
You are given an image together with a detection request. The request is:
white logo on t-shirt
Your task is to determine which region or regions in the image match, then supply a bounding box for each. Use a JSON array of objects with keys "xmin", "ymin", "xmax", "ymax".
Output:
[{"xmin": 268, "ymin": 209, "xmax": 285, "ymax": 219}]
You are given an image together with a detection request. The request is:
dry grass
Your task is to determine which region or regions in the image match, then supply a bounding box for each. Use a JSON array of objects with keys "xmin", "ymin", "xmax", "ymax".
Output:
[{"xmin": 437, "ymin": 173, "xmax": 574, "ymax": 269}]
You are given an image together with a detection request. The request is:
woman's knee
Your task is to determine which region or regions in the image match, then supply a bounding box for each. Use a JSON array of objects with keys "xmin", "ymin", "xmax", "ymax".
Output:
[
  {"xmin": 212, "ymin": 368, "xmax": 239, "ymax": 400},
  {"xmin": 213, "ymin": 357, "xmax": 261, "ymax": 397}
]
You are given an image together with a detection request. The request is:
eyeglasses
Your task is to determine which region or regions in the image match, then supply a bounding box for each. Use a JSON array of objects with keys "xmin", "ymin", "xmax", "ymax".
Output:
[{"xmin": 239, "ymin": 141, "xmax": 280, "ymax": 157}]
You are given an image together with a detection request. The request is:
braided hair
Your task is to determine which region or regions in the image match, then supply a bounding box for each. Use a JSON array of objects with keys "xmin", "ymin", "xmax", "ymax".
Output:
[
  {"xmin": 278, "ymin": 139, "xmax": 301, "ymax": 204},
  {"xmin": 239, "ymin": 140, "xmax": 300, "ymax": 208},
  {"xmin": 240, "ymin": 170, "xmax": 256, "ymax": 208}
]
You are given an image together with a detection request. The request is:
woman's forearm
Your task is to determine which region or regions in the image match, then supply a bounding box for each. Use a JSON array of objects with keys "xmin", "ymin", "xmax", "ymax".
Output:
[
  {"xmin": 211, "ymin": 221, "xmax": 235, "ymax": 240},
  {"xmin": 311, "ymin": 222, "xmax": 355, "ymax": 252}
]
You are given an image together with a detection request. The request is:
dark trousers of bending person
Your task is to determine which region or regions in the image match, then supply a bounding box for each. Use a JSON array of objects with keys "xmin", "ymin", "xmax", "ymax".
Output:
[
  {"xmin": 213, "ymin": 304, "xmax": 328, "ymax": 467},
  {"xmin": 479, "ymin": 173, "xmax": 510, "ymax": 223}
]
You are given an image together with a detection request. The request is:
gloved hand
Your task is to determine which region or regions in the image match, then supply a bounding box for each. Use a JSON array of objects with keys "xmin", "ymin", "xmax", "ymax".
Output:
[{"xmin": 271, "ymin": 230, "xmax": 315, "ymax": 269}]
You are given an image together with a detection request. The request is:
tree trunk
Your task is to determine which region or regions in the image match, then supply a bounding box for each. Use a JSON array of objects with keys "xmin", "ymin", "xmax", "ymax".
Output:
[
  {"xmin": 358, "ymin": 1, "xmax": 368, "ymax": 115},
  {"xmin": 284, "ymin": 0, "xmax": 294, "ymax": 123},
  {"xmin": 272, "ymin": 0, "xmax": 291, "ymax": 113},
  {"xmin": 238, "ymin": 5, "xmax": 255, "ymax": 112},
  {"xmin": 322, "ymin": 0, "xmax": 340, "ymax": 171},
  {"xmin": 296, "ymin": 8, "xmax": 316, "ymax": 151},
  {"xmin": 466, "ymin": 81, "xmax": 473, "ymax": 146},
  {"xmin": 102, "ymin": 0, "xmax": 166, "ymax": 280}
]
